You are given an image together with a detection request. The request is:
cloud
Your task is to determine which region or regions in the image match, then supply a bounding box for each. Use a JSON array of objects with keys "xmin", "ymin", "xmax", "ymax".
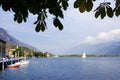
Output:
[
  {"xmin": 83, "ymin": 29, "xmax": 120, "ymax": 44},
  {"xmin": 83, "ymin": 36, "xmax": 96, "ymax": 44},
  {"xmin": 97, "ymin": 29, "xmax": 120, "ymax": 41}
]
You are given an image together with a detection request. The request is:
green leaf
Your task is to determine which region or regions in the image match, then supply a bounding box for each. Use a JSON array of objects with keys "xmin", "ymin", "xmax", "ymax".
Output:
[
  {"xmin": 0, "ymin": 0, "xmax": 1, "ymax": 6},
  {"xmin": 59, "ymin": 11, "xmax": 64, "ymax": 18},
  {"xmin": 22, "ymin": 10, "xmax": 28, "ymax": 18},
  {"xmin": 17, "ymin": 15, "xmax": 22, "ymax": 23},
  {"xmin": 51, "ymin": 7, "xmax": 64, "ymax": 18},
  {"xmin": 34, "ymin": 20, "xmax": 38, "ymax": 24},
  {"xmin": 53, "ymin": 18, "xmax": 58, "ymax": 27},
  {"xmin": 101, "ymin": 7, "xmax": 106, "ymax": 19},
  {"xmin": 41, "ymin": 22, "xmax": 45, "ymax": 32},
  {"xmin": 106, "ymin": 6, "xmax": 113, "ymax": 18},
  {"xmin": 95, "ymin": 11, "xmax": 100, "ymax": 18},
  {"xmin": 23, "ymin": 16, "xmax": 27, "ymax": 22},
  {"xmin": 2, "ymin": 2, "xmax": 11, "ymax": 11},
  {"xmin": 74, "ymin": 0, "xmax": 82, "ymax": 8},
  {"xmin": 43, "ymin": 20, "xmax": 47, "ymax": 27},
  {"xmin": 116, "ymin": 0, "xmax": 120, "ymax": 6},
  {"xmin": 85, "ymin": 0, "xmax": 93, "ymax": 12},
  {"xmin": 115, "ymin": 6, "xmax": 120, "ymax": 16},
  {"xmin": 53, "ymin": 18, "xmax": 63, "ymax": 30},
  {"xmin": 79, "ymin": 0, "xmax": 86, "ymax": 13},
  {"xmin": 35, "ymin": 22, "xmax": 41, "ymax": 32},
  {"xmin": 14, "ymin": 14, "xmax": 17, "ymax": 21},
  {"xmin": 94, "ymin": 6, "xmax": 101, "ymax": 12},
  {"xmin": 58, "ymin": 21, "xmax": 63, "ymax": 30},
  {"xmin": 58, "ymin": 24, "xmax": 63, "ymax": 30},
  {"xmin": 61, "ymin": 0, "xmax": 69, "ymax": 10}
]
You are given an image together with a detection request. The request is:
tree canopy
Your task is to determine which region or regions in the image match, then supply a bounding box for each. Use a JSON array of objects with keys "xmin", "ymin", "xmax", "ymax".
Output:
[{"xmin": 0, "ymin": 0, "xmax": 120, "ymax": 32}]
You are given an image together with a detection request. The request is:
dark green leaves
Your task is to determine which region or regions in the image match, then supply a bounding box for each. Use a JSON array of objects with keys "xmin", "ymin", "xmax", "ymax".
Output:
[
  {"xmin": 0, "ymin": 0, "xmax": 120, "ymax": 32},
  {"xmin": 115, "ymin": 0, "xmax": 120, "ymax": 7},
  {"xmin": 114, "ymin": 0, "xmax": 120, "ymax": 17},
  {"xmin": 35, "ymin": 22, "xmax": 41, "ymax": 32},
  {"xmin": 74, "ymin": 0, "xmax": 94, "ymax": 13},
  {"xmin": 59, "ymin": 0, "xmax": 69, "ymax": 10},
  {"xmin": 34, "ymin": 11, "xmax": 47, "ymax": 32},
  {"xmin": 115, "ymin": 6, "xmax": 120, "ymax": 16},
  {"xmin": 35, "ymin": 22, "xmax": 45, "ymax": 32},
  {"xmin": 86, "ymin": 0, "xmax": 93, "ymax": 12},
  {"xmin": 0, "ymin": 0, "xmax": 69, "ymax": 32},
  {"xmin": 95, "ymin": 10, "xmax": 100, "ymax": 18},
  {"xmin": 14, "ymin": 14, "xmax": 22, "ymax": 23},
  {"xmin": 74, "ymin": 0, "xmax": 118, "ymax": 19},
  {"xmin": 74, "ymin": 0, "xmax": 82, "ymax": 8},
  {"xmin": 106, "ymin": 6, "xmax": 113, "ymax": 17},
  {"xmin": 1, "ymin": 0, "xmax": 11, "ymax": 11},
  {"xmin": 94, "ymin": 2, "xmax": 113, "ymax": 19},
  {"xmin": 101, "ymin": 6, "xmax": 106, "ymax": 19},
  {"xmin": 53, "ymin": 18, "xmax": 63, "ymax": 30},
  {"xmin": 33, "ymin": 0, "xmax": 68, "ymax": 32},
  {"xmin": 79, "ymin": 0, "xmax": 86, "ymax": 13}
]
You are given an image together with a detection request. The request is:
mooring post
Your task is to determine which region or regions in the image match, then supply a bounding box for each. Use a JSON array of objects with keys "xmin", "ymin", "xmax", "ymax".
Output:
[{"xmin": 2, "ymin": 58, "xmax": 5, "ymax": 70}]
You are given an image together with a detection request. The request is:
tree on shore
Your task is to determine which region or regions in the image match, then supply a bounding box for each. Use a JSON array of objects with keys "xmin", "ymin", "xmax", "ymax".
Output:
[
  {"xmin": 12, "ymin": 48, "xmax": 24, "ymax": 57},
  {"xmin": 0, "ymin": 0, "xmax": 120, "ymax": 32}
]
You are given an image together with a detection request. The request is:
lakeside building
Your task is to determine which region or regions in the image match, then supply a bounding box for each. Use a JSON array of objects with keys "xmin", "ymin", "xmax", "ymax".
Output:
[
  {"xmin": 0, "ymin": 39, "xmax": 6, "ymax": 59},
  {"xmin": 0, "ymin": 28, "xmax": 38, "ymax": 60},
  {"xmin": 6, "ymin": 48, "xmax": 16, "ymax": 58}
]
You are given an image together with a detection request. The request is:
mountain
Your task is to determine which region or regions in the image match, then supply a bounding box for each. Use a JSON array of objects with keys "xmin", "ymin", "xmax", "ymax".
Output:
[
  {"xmin": 68, "ymin": 41, "xmax": 120, "ymax": 56},
  {"xmin": 0, "ymin": 28, "xmax": 39, "ymax": 51}
]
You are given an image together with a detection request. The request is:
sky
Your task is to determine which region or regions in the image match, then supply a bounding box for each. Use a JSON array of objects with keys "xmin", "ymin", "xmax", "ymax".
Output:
[{"xmin": 0, "ymin": 0, "xmax": 120, "ymax": 54}]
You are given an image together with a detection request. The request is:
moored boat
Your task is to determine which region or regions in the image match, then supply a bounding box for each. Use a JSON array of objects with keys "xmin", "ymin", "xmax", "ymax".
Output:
[
  {"xmin": 15, "ymin": 57, "xmax": 29, "ymax": 65},
  {"xmin": 20, "ymin": 56, "xmax": 29, "ymax": 65},
  {"xmin": 53, "ymin": 55, "xmax": 59, "ymax": 58},
  {"xmin": 7, "ymin": 64, "xmax": 20, "ymax": 68},
  {"xmin": 19, "ymin": 60, "xmax": 29, "ymax": 65}
]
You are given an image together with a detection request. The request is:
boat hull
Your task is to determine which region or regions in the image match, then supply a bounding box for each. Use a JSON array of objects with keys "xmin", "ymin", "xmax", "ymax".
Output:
[{"xmin": 7, "ymin": 64, "xmax": 20, "ymax": 68}]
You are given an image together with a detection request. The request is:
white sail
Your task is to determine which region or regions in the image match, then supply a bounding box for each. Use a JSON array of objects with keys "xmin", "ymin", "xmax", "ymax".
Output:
[{"xmin": 82, "ymin": 52, "xmax": 86, "ymax": 58}]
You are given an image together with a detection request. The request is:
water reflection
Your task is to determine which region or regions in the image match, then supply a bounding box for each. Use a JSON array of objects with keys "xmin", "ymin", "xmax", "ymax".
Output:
[{"xmin": 0, "ymin": 57, "xmax": 120, "ymax": 80}]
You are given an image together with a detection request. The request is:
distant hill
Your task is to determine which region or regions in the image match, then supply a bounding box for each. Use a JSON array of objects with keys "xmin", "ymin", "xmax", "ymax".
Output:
[
  {"xmin": 0, "ymin": 28, "xmax": 39, "ymax": 51},
  {"xmin": 68, "ymin": 41, "xmax": 120, "ymax": 56}
]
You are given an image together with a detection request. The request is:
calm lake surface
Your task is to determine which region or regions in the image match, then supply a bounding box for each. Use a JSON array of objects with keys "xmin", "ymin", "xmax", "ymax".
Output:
[{"xmin": 1, "ymin": 57, "xmax": 120, "ymax": 80}]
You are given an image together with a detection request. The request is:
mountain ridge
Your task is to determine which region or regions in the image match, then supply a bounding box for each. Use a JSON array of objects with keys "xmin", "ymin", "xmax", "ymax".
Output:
[
  {"xmin": 0, "ymin": 28, "xmax": 39, "ymax": 51},
  {"xmin": 68, "ymin": 41, "xmax": 120, "ymax": 55}
]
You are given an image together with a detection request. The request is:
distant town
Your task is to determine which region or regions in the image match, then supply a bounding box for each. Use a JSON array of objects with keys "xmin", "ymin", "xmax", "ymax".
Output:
[{"xmin": 0, "ymin": 28, "xmax": 55, "ymax": 61}]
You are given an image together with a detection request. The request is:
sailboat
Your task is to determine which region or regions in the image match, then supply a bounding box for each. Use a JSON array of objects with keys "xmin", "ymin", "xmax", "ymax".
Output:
[
  {"xmin": 82, "ymin": 52, "xmax": 86, "ymax": 58},
  {"xmin": 15, "ymin": 52, "xmax": 29, "ymax": 65},
  {"xmin": 53, "ymin": 55, "xmax": 59, "ymax": 58},
  {"xmin": 15, "ymin": 56, "xmax": 29, "ymax": 65},
  {"xmin": 20, "ymin": 56, "xmax": 29, "ymax": 65}
]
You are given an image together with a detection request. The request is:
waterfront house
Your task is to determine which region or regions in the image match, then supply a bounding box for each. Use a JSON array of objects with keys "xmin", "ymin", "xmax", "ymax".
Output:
[
  {"xmin": 0, "ymin": 28, "xmax": 38, "ymax": 60},
  {"xmin": 0, "ymin": 39, "xmax": 6, "ymax": 59},
  {"xmin": 6, "ymin": 48, "xmax": 16, "ymax": 58}
]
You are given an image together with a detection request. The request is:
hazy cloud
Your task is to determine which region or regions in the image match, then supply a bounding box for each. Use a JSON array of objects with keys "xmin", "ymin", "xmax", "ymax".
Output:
[
  {"xmin": 83, "ymin": 29, "xmax": 120, "ymax": 44},
  {"xmin": 83, "ymin": 36, "xmax": 96, "ymax": 44}
]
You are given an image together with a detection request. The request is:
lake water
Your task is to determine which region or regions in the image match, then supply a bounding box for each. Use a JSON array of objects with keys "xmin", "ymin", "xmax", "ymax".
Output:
[{"xmin": 0, "ymin": 57, "xmax": 120, "ymax": 80}]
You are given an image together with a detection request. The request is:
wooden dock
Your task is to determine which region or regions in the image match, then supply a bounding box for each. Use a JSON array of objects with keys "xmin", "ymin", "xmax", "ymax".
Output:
[{"xmin": 0, "ymin": 58, "xmax": 22, "ymax": 70}]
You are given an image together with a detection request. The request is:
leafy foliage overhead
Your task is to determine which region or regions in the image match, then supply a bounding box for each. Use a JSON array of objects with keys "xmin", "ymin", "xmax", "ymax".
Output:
[
  {"xmin": 0, "ymin": 0, "xmax": 120, "ymax": 32},
  {"xmin": 74, "ymin": 0, "xmax": 120, "ymax": 19}
]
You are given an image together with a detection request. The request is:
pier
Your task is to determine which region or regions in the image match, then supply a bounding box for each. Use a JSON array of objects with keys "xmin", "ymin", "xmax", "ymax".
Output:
[{"xmin": 0, "ymin": 58, "xmax": 22, "ymax": 70}]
